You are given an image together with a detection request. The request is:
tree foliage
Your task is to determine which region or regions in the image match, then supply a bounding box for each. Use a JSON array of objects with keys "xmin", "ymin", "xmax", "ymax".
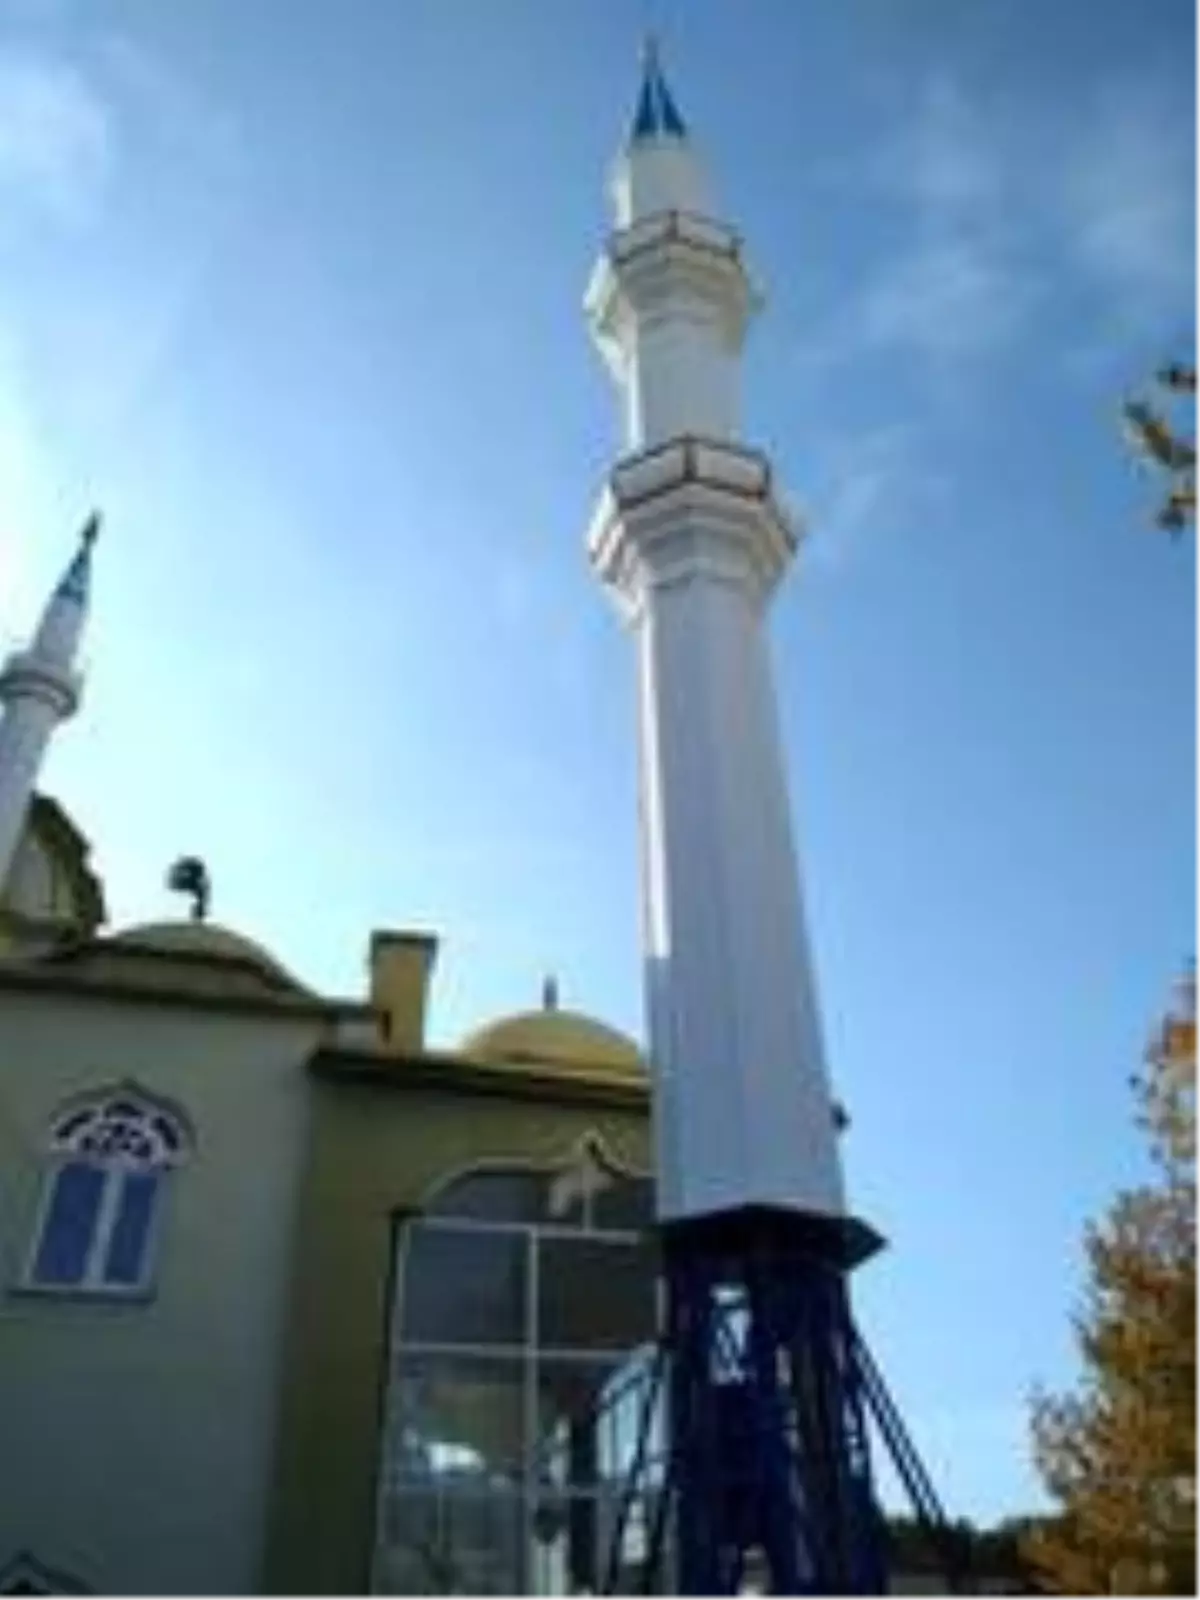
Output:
[
  {"xmin": 1025, "ymin": 973, "xmax": 1197, "ymax": 1594},
  {"xmin": 1123, "ymin": 365, "xmax": 1196, "ymax": 537}
]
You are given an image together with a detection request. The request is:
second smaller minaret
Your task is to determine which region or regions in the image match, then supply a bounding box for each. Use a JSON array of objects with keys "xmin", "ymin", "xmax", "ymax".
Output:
[{"xmin": 0, "ymin": 515, "xmax": 99, "ymax": 890}]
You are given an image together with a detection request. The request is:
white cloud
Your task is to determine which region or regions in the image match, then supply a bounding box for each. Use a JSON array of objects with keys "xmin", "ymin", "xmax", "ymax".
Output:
[
  {"xmin": 0, "ymin": 32, "xmax": 245, "ymax": 498},
  {"xmin": 802, "ymin": 76, "xmax": 1034, "ymax": 375},
  {"xmin": 0, "ymin": 48, "xmax": 113, "ymax": 223},
  {"xmin": 95, "ymin": 31, "xmax": 239, "ymax": 173},
  {"xmin": 803, "ymin": 424, "xmax": 950, "ymax": 571},
  {"xmin": 0, "ymin": 335, "xmax": 60, "ymax": 639},
  {"xmin": 808, "ymin": 69, "xmax": 1192, "ymax": 382},
  {"xmin": 881, "ymin": 75, "xmax": 1006, "ymax": 224},
  {"xmin": 1059, "ymin": 83, "xmax": 1194, "ymax": 321},
  {"xmin": 860, "ymin": 234, "xmax": 1032, "ymax": 361}
]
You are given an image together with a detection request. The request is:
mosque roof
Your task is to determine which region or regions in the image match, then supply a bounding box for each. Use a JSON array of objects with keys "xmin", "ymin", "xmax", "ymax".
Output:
[
  {"xmin": 109, "ymin": 920, "xmax": 312, "ymax": 993},
  {"xmin": 0, "ymin": 793, "xmax": 106, "ymax": 935}
]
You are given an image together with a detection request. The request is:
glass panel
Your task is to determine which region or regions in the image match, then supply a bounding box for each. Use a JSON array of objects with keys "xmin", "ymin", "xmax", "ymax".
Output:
[
  {"xmin": 382, "ymin": 1352, "xmax": 526, "ymax": 1489},
  {"xmin": 536, "ymin": 1235, "xmax": 657, "ymax": 1353},
  {"xmin": 374, "ymin": 1486, "xmax": 526, "ymax": 1596},
  {"xmin": 600, "ymin": 1489, "xmax": 675, "ymax": 1596},
  {"xmin": 592, "ymin": 1175, "xmax": 655, "ymax": 1235},
  {"xmin": 426, "ymin": 1171, "xmax": 546, "ymax": 1224},
  {"xmin": 401, "ymin": 1224, "xmax": 528, "ymax": 1348},
  {"xmin": 597, "ymin": 1348, "xmax": 666, "ymax": 1486},
  {"xmin": 529, "ymin": 1482, "xmax": 667, "ymax": 1597},
  {"xmin": 533, "ymin": 1357, "xmax": 619, "ymax": 1489},
  {"xmin": 104, "ymin": 1170, "xmax": 159, "ymax": 1286},
  {"xmin": 529, "ymin": 1482, "xmax": 601, "ymax": 1596},
  {"xmin": 32, "ymin": 1162, "xmax": 105, "ymax": 1285}
]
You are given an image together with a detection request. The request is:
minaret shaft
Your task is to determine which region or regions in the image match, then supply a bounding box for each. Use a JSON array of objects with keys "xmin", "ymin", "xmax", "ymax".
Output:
[
  {"xmin": 636, "ymin": 569, "xmax": 843, "ymax": 1219},
  {"xmin": 0, "ymin": 686, "xmax": 65, "ymax": 881},
  {"xmin": 588, "ymin": 60, "xmax": 840, "ymax": 1225},
  {"xmin": 0, "ymin": 518, "xmax": 96, "ymax": 891}
]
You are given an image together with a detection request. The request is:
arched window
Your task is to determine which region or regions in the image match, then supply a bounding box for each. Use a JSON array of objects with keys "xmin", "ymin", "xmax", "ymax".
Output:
[
  {"xmin": 372, "ymin": 1141, "xmax": 659, "ymax": 1595},
  {"xmin": 24, "ymin": 1091, "xmax": 190, "ymax": 1296}
]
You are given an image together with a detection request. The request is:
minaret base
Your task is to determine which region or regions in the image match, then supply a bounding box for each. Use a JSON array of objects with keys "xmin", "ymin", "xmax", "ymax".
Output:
[{"xmin": 594, "ymin": 1209, "xmax": 962, "ymax": 1596}]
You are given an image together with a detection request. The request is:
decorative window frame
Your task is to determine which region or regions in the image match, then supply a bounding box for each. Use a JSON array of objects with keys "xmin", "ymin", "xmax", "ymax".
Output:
[
  {"xmin": 16, "ymin": 1084, "xmax": 192, "ymax": 1302},
  {"xmin": 416, "ymin": 1130, "xmax": 653, "ymax": 1230}
]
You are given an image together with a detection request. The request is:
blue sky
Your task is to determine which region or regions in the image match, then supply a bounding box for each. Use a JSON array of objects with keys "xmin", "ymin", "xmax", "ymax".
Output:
[{"xmin": 0, "ymin": 0, "xmax": 1193, "ymax": 1526}]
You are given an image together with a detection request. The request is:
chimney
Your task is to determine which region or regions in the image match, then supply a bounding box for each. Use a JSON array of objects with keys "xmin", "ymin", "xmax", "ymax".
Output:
[{"xmin": 369, "ymin": 931, "xmax": 438, "ymax": 1052}]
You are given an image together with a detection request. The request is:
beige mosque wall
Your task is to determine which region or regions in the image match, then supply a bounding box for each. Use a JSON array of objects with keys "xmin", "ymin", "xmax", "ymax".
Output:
[
  {"xmin": 0, "ymin": 985, "xmax": 323, "ymax": 1596},
  {"xmin": 264, "ymin": 1053, "xmax": 651, "ymax": 1595}
]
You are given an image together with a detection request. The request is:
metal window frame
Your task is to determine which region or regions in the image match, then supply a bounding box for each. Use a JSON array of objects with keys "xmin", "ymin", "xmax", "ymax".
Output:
[{"xmin": 374, "ymin": 1199, "xmax": 661, "ymax": 1593}]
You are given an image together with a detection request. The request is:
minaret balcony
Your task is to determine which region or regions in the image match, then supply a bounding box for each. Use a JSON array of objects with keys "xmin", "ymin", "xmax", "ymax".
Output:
[
  {"xmin": 0, "ymin": 649, "xmax": 82, "ymax": 719},
  {"xmin": 585, "ymin": 208, "xmax": 759, "ymax": 359},
  {"xmin": 587, "ymin": 435, "xmax": 800, "ymax": 615}
]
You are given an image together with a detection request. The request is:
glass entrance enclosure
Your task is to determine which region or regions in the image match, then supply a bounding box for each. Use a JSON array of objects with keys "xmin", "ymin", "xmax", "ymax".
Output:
[{"xmin": 372, "ymin": 1152, "xmax": 663, "ymax": 1595}]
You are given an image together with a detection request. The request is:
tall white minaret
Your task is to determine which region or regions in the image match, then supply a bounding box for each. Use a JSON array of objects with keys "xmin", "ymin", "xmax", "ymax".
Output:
[
  {"xmin": 0, "ymin": 515, "xmax": 99, "ymax": 890},
  {"xmin": 586, "ymin": 45, "xmax": 844, "ymax": 1225}
]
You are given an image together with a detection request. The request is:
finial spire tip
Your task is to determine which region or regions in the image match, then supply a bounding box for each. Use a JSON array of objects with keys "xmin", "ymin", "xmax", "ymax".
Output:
[{"xmin": 629, "ymin": 31, "xmax": 687, "ymax": 143}]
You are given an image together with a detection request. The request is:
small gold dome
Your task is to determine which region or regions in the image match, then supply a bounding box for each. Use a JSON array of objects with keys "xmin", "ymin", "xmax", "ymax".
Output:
[
  {"xmin": 462, "ymin": 1009, "xmax": 644, "ymax": 1075},
  {"xmin": 112, "ymin": 921, "xmax": 308, "ymax": 991}
]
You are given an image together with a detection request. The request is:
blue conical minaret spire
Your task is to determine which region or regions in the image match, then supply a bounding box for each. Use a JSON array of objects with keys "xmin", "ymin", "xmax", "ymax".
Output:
[
  {"xmin": 54, "ymin": 511, "xmax": 100, "ymax": 605},
  {"xmin": 629, "ymin": 34, "xmax": 687, "ymax": 143},
  {"xmin": 606, "ymin": 35, "xmax": 712, "ymax": 230},
  {"xmin": 32, "ymin": 510, "xmax": 99, "ymax": 659}
]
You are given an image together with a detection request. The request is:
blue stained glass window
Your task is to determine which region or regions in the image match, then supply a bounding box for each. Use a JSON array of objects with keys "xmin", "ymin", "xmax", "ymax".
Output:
[
  {"xmin": 103, "ymin": 1171, "xmax": 159, "ymax": 1286},
  {"xmin": 32, "ymin": 1093, "xmax": 189, "ymax": 1296},
  {"xmin": 32, "ymin": 1162, "xmax": 105, "ymax": 1284},
  {"xmin": 103, "ymin": 1164, "xmax": 160, "ymax": 1286}
]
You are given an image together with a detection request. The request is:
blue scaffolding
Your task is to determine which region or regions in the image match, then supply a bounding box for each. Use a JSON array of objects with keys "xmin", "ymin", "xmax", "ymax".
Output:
[{"xmin": 593, "ymin": 1207, "xmax": 964, "ymax": 1595}]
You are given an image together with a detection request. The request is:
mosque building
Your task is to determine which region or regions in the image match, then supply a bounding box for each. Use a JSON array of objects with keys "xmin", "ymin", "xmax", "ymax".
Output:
[
  {"xmin": 0, "ymin": 758, "xmax": 656, "ymax": 1594},
  {"xmin": 0, "ymin": 377, "xmax": 657, "ymax": 1591},
  {"xmin": 0, "ymin": 544, "xmax": 662, "ymax": 1600}
]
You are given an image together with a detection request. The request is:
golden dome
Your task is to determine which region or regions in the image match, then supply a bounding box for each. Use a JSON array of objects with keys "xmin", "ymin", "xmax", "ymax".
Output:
[
  {"xmin": 111, "ymin": 921, "xmax": 309, "ymax": 992},
  {"xmin": 462, "ymin": 1009, "xmax": 644, "ymax": 1075}
]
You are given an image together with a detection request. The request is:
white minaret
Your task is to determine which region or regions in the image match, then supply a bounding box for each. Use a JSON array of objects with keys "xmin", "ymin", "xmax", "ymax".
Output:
[
  {"xmin": 0, "ymin": 515, "xmax": 99, "ymax": 890},
  {"xmin": 586, "ymin": 45, "xmax": 844, "ymax": 1224}
]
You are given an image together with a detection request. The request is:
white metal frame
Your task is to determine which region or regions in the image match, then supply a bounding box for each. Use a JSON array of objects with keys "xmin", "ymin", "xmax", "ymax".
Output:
[{"xmin": 372, "ymin": 1172, "xmax": 657, "ymax": 1595}]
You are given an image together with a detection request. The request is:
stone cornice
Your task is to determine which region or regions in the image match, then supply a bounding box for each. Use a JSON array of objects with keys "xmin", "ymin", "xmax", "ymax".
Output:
[
  {"xmin": 587, "ymin": 435, "xmax": 799, "ymax": 614},
  {"xmin": 0, "ymin": 955, "xmax": 370, "ymax": 1024},
  {"xmin": 0, "ymin": 648, "xmax": 81, "ymax": 718},
  {"xmin": 309, "ymin": 1043, "xmax": 651, "ymax": 1109},
  {"xmin": 585, "ymin": 208, "xmax": 758, "ymax": 362}
]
